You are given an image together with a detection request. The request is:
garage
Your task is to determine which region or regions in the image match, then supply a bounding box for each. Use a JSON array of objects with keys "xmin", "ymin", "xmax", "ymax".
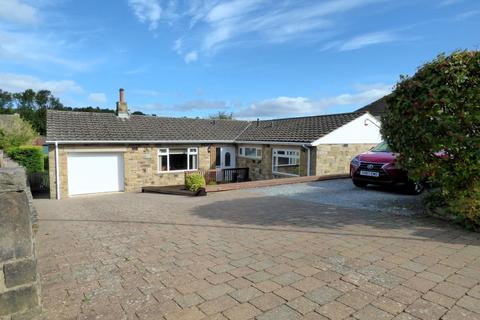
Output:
[{"xmin": 67, "ymin": 152, "xmax": 124, "ymax": 196}]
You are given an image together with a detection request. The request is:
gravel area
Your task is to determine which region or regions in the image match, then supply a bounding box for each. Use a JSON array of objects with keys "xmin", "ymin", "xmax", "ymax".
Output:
[{"xmin": 249, "ymin": 178, "xmax": 425, "ymax": 216}]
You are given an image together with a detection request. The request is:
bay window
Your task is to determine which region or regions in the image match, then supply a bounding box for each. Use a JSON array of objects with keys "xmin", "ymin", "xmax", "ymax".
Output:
[
  {"xmin": 158, "ymin": 147, "xmax": 198, "ymax": 172},
  {"xmin": 272, "ymin": 149, "xmax": 300, "ymax": 176}
]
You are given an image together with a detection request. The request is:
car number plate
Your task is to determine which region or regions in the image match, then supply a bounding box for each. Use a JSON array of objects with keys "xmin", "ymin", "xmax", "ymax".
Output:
[{"xmin": 360, "ymin": 170, "xmax": 379, "ymax": 177}]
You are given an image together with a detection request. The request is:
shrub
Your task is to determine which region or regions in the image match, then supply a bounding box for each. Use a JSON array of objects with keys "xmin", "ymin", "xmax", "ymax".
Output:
[
  {"xmin": 7, "ymin": 146, "xmax": 44, "ymax": 173},
  {"xmin": 382, "ymin": 50, "xmax": 480, "ymax": 229},
  {"xmin": 185, "ymin": 172, "xmax": 206, "ymax": 192},
  {"xmin": 0, "ymin": 114, "xmax": 37, "ymax": 150}
]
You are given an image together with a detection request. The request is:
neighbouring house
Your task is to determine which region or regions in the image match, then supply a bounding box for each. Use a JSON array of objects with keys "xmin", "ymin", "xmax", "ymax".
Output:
[
  {"xmin": 355, "ymin": 96, "xmax": 389, "ymax": 119},
  {"xmin": 46, "ymin": 89, "xmax": 382, "ymax": 199}
]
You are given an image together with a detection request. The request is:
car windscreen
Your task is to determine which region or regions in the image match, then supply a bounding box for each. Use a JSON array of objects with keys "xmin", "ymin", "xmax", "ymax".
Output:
[{"xmin": 371, "ymin": 141, "xmax": 392, "ymax": 152}]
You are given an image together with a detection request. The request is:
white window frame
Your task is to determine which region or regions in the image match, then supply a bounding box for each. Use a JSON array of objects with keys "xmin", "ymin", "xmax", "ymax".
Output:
[
  {"xmin": 272, "ymin": 148, "xmax": 300, "ymax": 176},
  {"xmin": 158, "ymin": 147, "xmax": 198, "ymax": 173},
  {"xmin": 238, "ymin": 146, "xmax": 262, "ymax": 159}
]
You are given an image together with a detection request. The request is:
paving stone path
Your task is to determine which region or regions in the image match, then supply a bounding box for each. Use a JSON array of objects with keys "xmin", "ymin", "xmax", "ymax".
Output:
[{"xmin": 32, "ymin": 189, "xmax": 480, "ymax": 320}]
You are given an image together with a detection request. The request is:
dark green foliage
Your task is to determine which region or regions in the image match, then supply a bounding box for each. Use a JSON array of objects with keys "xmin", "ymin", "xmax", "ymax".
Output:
[
  {"xmin": 7, "ymin": 147, "xmax": 44, "ymax": 173},
  {"xmin": 208, "ymin": 111, "xmax": 234, "ymax": 119},
  {"xmin": 0, "ymin": 90, "xmax": 15, "ymax": 114},
  {"xmin": 132, "ymin": 111, "xmax": 145, "ymax": 115},
  {"xmin": 382, "ymin": 50, "xmax": 480, "ymax": 229},
  {"xmin": 185, "ymin": 172, "xmax": 206, "ymax": 192},
  {"xmin": 0, "ymin": 89, "xmax": 116, "ymax": 135}
]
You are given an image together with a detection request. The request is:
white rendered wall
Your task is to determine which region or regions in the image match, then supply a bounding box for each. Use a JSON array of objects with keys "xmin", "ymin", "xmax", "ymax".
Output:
[{"xmin": 312, "ymin": 113, "xmax": 382, "ymax": 145}]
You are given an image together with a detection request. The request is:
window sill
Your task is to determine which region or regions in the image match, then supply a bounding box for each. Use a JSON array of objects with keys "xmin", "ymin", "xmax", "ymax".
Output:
[
  {"xmin": 157, "ymin": 169, "xmax": 197, "ymax": 174},
  {"xmin": 238, "ymin": 156, "xmax": 262, "ymax": 160},
  {"xmin": 272, "ymin": 171, "xmax": 300, "ymax": 177}
]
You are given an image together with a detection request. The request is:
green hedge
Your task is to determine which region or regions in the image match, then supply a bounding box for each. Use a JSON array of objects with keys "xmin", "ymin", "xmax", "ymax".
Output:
[
  {"xmin": 7, "ymin": 146, "xmax": 44, "ymax": 173},
  {"xmin": 185, "ymin": 172, "xmax": 205, "ymax": 192},
  {"xmin": 382, "ymin": 50, "xmax": 480, "ymax": 230}
]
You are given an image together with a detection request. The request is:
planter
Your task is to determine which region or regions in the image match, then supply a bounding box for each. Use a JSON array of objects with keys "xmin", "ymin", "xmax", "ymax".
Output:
[{"xmin": 142, "ymin": 185, "xmax": 207, "ymax": 196}]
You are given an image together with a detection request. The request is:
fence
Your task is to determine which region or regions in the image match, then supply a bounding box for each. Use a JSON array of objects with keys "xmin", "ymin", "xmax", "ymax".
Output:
[
  {"xmin": 185, "ymin": 167, "xmax": 250, "ymax": 184},
  {"xmin": 222, "ymin": 168, "xmax": 249, "ymax": 183},
  {"xmin": 28, "ymin": 172, "xmax": 49, "ymax": 193}
]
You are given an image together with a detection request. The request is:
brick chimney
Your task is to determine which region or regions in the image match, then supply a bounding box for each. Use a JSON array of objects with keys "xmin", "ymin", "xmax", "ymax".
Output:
[{"xmin": 116, "ymin": 88, "xmax": 129, "ymax": 118}]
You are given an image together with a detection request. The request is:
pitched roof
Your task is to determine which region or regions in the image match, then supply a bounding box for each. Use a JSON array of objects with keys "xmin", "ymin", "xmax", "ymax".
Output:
[
  {"xmin": 355, "ymin": 97, "xmax": 388, "ymax": 116},
  {"xmin": 46, "ymin": 110, "xmax": 367, "ymax": 144},
  {"xmin": 46, "ymin": 110, "xmax": 250, "ymax": 142},
  {"xmin": 236, "ymin": 112, "xmax": 364, "ymax": 143}
]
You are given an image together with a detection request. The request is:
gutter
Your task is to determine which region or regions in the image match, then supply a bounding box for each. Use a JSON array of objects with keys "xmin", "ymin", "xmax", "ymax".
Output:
[
  {"xmin": 235, "ymin": 141, "xmax": 311, "ymax": 146},
  {"xmin": 45, "ymin": 140, "xmax": 236, "ymax": 145},
  {"xmin": 301, "ymin": 144, "xmax": 311, "ymax": 176},
  {"xmin": 45, "ymin": 140, "xmax": 313, "ymax": 146},
  {"xmin": 55, "ymin": 141, "xmax": 60, "ymax": 200}
]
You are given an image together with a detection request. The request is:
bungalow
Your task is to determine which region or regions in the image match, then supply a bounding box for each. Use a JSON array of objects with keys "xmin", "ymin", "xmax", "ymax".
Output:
[{"xmin": 46, "ymin": 89, "xmax": 382, "ymax": 199}]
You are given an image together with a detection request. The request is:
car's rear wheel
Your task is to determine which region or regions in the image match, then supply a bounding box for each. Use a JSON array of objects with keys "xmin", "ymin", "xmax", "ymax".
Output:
[
  {"xmin": 353, "ymin": 180, "xmax": 367, "ymax": 188},
  {"xmin": 406, "ymin": 181, "xmax": 424, "ymax": 195}
]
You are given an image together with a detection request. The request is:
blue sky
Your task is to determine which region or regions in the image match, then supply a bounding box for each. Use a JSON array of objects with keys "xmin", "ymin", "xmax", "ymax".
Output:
[{"xmin": 0, "ymin": 0, "xmax": 478, "ymax": 119}]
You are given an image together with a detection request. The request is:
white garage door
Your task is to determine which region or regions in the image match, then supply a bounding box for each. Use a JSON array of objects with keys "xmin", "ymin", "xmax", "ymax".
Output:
[{"xmin": 67, "ymin": 152, "xmax": 124, "ymax": 196}]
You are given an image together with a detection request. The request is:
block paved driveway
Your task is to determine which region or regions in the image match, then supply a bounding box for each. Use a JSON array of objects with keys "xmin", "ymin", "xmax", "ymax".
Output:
[{"xmin": 33, "ymin": 185, "xmax": 480, "ymax": 320}]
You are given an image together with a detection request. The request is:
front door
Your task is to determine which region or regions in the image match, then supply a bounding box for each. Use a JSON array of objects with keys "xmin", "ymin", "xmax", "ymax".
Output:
[
  {"xmin": 221, "ymin": 147, "xmax": 235, "ymax": 169},
  {"xmin": 215, "ymin": 146, "xmax": 236, "ymax": 181}
]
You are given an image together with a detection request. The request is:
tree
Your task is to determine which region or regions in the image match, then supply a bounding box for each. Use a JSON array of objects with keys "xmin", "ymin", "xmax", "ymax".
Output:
[
  {"xmin": 208, "ymin": 111, "xmax": 234, "ymax": 120},
  {"xmin": 12, "ymin": 89, "xmax": 65, "ymax": 135},
  {"xmin": 0, "ymin": 89, "xmax": 119, "ymax": 135},
  {"xmin": 0, "ymin": 115, "xmax": 37, "ymax": 150},
  {"xmin": 0, "ymin": 90, "xmax": 15, "ymax": 114},
  {"xmin": 381, "ymin": 50, "xmax": 480, "ymax": 229}
]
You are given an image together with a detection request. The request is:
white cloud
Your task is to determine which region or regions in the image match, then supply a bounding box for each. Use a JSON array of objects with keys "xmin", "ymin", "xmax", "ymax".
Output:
[
  {"xmin": 137, "ymin": 0, "xmax": 393, "ymax": 61},
  {"xmin": 128, "ymin": 0, "xmax": 162, "ymax": 30},
  {"xmin": 141, "ymin": 99, "xmax": 228, "ymax": 113},
  {"xmin": 0, "ymin": 29, "xmax": 99, "ymax": 72},
  {"xmin": 0, "ymin": 72, "xmax": 83, "ymax": 95},
  {"xmin": 0, "ymin": 0, "xmax": 39, "ymax": 25},
  {"xmin": 172, "ymin": 99, "xmax": 227, "ymax": 111},
  {"xmin": 88, "ymin": 92, "xmax": 107, "ymax": 104},
  {"xmin": 237, "ymin": 96, "xmax": 321, "ymax": 119},
  {"xmin": 184, "ymin": 50, "xmax": 198, "ymax": 63},
  {"xmin": 338, "ymin": 31, "xmax": 397, "ymax": 51},
  {"xmin": 236, "ymin": 83, "xmax": 392, "ymax": 119},
  {"xmin": 321, "ymin": 31, "xmax": 398, "ymax": 52},
  {"xmin": 454, "ymin": 10, "xmax": 479, "ymax": 21},
  {"xmin": 439, "ymin": 0, "xmax": 462, "ymax": 6}
]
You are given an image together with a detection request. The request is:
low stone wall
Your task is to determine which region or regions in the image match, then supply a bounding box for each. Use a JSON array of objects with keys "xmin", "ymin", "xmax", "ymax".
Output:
[{"xmin": 0, "ymin": 156, "xmax": 41, "ymax": 319}]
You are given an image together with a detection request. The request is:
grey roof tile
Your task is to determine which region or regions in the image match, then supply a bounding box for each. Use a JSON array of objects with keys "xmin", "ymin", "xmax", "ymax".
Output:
[
  {"xmin": 46, "ymin": 110, "xmax": 366, "ymax": 144},
  {"xmin": 355, "ymin": 97, "xmax": 388, "ymax": 116},
  {"xmin": 46, "ymin": 110, "xmax": 250, "ymax": 142},
  {"xmin": 236, "ymin": 112, "xmax": 364, "ymax": 143}
]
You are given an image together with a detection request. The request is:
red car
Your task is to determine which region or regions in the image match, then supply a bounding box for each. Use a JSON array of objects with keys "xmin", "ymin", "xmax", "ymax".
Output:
[{"xmin": 350, "ymin": 141, "xmax": 425, "ymax": 194}]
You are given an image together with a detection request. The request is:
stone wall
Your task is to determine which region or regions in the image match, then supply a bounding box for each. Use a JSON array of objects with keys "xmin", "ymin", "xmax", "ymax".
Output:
[
  {"xmin": 50, "ymin": 142, "xmax": 375, "ymax": 198},
  {"xmin": 50, "ymin": 144, "xmax": 214, "ymax": 198},
  {"xmin": 0, "ymin": 157, "xmax": 41, "ymax": 319},
  {"xmin": 315, "ymin": 143, "xmax": 377, "ymax": 175},
  {"xmin": 123, "ymin": 144, "xmax": 212, "ymax": 192},
  {"xmin": 236, "ymin": 144, "xmax": 310, "ymax": 181}
]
